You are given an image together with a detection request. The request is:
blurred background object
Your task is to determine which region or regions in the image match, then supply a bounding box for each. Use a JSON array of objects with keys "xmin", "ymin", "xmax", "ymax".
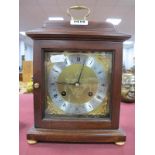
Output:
[
  {"xmin": 121, "ymin": 72, "xmax": 135, "ymax": 103},
  {"xmin": 19, "ymin": 61, "xmax": 33, "ymax": 94}
]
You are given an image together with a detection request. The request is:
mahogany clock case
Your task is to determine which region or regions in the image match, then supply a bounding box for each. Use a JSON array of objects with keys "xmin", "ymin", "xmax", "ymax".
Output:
[{"xmin": 26, "ymin": 21, "xmax": 131, "ymax": 143}]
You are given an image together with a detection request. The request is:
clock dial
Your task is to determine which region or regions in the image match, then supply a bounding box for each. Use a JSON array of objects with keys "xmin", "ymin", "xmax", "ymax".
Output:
[{"xmin": 45, "ymin": 52, "xmax": 112, "ymax": 117}]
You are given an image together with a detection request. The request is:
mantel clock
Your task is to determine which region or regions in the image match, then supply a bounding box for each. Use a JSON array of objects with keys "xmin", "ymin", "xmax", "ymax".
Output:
[{"xmin": 26, "ymin": 6, "xmax": 131, "ymax": 144}]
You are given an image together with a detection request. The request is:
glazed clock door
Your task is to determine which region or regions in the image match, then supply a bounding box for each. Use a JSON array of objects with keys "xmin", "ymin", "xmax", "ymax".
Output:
[{"xmin": 44, "ymin": 51, "xmax": 113, "ymax": 119}]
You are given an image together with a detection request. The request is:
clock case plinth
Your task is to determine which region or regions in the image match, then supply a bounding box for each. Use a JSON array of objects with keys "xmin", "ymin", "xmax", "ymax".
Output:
[
  {"xmin": 26, "ymin": 21, "xmax": 130, "ymax": 143},
  {"xmin": 27, "ymin": 127, "xmax": 126, "ymax": 143}
]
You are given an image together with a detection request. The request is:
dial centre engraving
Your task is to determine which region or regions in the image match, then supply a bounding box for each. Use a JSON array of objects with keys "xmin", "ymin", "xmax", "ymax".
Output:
[{"xmin": 57, "ymin": 64, "xmax": 99, "ymax": 104}]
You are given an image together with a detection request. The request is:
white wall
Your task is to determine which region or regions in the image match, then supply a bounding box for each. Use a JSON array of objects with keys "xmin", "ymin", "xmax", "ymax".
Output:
[
  {"xmin": 123, "ymin": 45, "xmax": 135, "ymax": 70},
  {"xmin": 24, "ymin": 45, "xmax": 33, "ymax": 61},
  {"xmin": 19, "ymin": 40, "xmax": 24, "ymax": 70},
  {"xmin": 19, "ymin": 36, "xmax": 33, "ymax": 70}
]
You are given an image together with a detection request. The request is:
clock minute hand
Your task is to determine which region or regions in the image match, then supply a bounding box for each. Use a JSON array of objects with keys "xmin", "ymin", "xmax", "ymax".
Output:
[{"xmin": 77, "ymin": 62, "xmax": 85, "ymax": 83}]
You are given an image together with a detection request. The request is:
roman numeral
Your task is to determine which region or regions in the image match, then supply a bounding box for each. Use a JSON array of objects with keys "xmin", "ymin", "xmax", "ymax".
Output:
[
  {"xmin": 62, "ymin": 103, "xmax": 66, "ymax": 107},
  {"xmin": 54, "ymin": 94, "xmax": 58, "ymax": 98},
  {"xmin": 53, "ymin": 69, "xmax": 58, "ymax": 73},
  {"xmin": 89, "ymin": 60, "xmax": 93, "ymax": 65},
  {"xmin": 77, "ymin": 57, "xmax": 80, "ymax": 62},
  {"xmin": 97, "ymin": 95, "xmax": 102, "ymax": 99}
]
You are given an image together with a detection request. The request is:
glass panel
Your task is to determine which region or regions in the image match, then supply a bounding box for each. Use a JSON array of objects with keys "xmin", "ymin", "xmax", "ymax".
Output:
[{"xmin": 44, "ymin": 51, "xmax": 112, "ymax": 119}]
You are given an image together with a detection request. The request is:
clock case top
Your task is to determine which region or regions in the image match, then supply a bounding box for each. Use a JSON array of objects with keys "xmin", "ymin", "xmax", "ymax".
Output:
[
  {"xmin": 26, "ymin": 21, "xmax": 131, "ymax": 131},
  {"xmin": 27, "ymin": 20, "xmax": 130, "ymax": 41}
]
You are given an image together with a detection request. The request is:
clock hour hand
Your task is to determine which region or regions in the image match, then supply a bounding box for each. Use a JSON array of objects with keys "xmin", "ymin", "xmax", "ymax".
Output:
[{"xmin": 56, "ymin": 81, "xmax": 75, "ymax": 85}]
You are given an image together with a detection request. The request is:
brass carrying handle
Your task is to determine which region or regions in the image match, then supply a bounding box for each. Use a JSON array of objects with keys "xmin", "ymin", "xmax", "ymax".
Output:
[{"xmin": 67, "ymin": 5, "xmax": 90, "ymax": 20}]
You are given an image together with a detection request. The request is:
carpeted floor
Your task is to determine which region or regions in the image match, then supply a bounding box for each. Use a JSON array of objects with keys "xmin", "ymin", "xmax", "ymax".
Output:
[{"xmin": 19, "ymin": 94, "xmax": 135, "ymax": 155}]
